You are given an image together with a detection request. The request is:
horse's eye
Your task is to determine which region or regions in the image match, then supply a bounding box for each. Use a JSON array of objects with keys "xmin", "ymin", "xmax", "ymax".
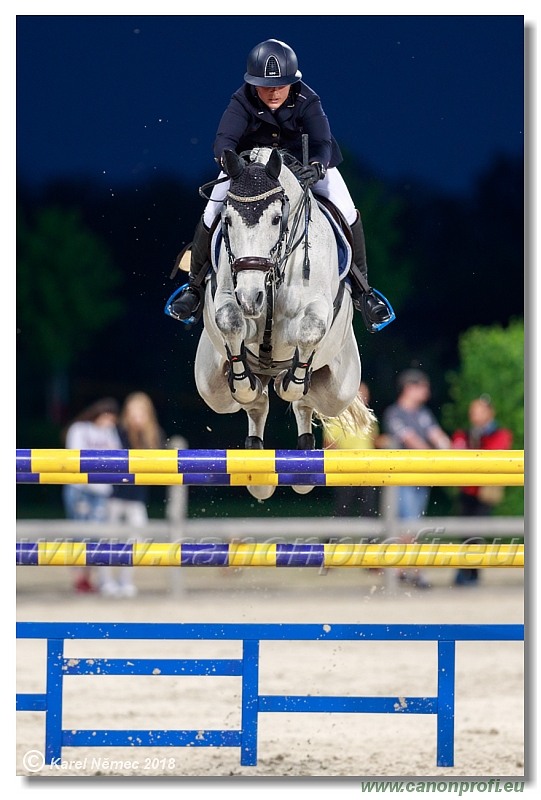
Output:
[
  {"xmin": 272, "ymin": 214, "xmax": 281, "ymax": 226},
  {"xmin": 224, "ymin": 215, "xmax": 231, "ymax": 227}
]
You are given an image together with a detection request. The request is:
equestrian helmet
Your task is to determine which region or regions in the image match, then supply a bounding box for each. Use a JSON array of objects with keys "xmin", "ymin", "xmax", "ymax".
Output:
[{"xmin": 244, "ymin": 39, "xmax": 302, "ymax": 87}]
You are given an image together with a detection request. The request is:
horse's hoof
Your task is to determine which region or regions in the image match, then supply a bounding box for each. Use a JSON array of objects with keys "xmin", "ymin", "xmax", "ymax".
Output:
[
  {"xmin": 292, "ymin": 484, "xmax": 315, "ymax": 495},
  {"xmin": 245, "ymin": 436, "xmax": 264, "ymax": 449},
  {"xmin": 247, "ymin": 485, "xmax": 276, "ymax": 501},
  {"xmin": 274, "ymin": 372, "xmax": 305, "ymax": 403},
  {"xmin": 232, "ymin": 375, "xmax": 264, "ymax": 405},
  {"xmin": 297, "ymin": 433, "xmax": 315, "ymax": 449}
]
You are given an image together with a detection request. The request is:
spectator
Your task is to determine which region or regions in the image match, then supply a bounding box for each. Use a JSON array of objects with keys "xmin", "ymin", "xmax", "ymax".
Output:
[
  {"xmin": 98, "ymin": 392, "xmax": 166, "ymax": 598},
  {"xmin": 61, "ymin": 397, "xmax": 121, "ymax": 593},
  {"xmin": 323, "ymin": 382, "xmax": 381, "ymax": 518},
  {"xmin": 451, "ymin": 395, "xmax": 513, "ymax": 586},
  {"xmin": 382, "ymin": 369, "xmax": 451, "ymax": 589}
]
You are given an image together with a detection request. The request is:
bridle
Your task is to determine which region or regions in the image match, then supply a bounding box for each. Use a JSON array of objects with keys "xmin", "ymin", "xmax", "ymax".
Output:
[
  {"xmin": 221, "ymin": 178, "xmax": 311, "ymax": 290},
  {"xmin": 219, "ymin": 167, "xmax": 312, "ymax": 370},
  {"xmin": 222, "ymin": 184, "xmax": 287, "ymax": 284}
]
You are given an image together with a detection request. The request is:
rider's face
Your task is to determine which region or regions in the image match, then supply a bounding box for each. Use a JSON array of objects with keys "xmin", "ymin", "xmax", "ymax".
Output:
[{"xmin": 256, "ymin": 85, "xmax": 290, "ymax": 110}]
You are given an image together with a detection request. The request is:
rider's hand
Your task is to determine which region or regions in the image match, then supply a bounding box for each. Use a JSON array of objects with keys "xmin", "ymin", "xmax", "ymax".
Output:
[{"xmin": 297, "ymin": 162, "xmax": 326, "ymax": 187}]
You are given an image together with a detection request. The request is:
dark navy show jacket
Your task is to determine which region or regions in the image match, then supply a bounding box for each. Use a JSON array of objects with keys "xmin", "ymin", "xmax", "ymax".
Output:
[{"xmin": 213, "ymin": 81, "xmax": 343, "ymax": 169}]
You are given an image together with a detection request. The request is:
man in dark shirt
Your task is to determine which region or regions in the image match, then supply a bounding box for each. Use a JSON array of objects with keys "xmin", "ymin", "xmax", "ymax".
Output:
[{"xmin": 382, "ymin": 369, "xmax": 451, "ymax": 588}]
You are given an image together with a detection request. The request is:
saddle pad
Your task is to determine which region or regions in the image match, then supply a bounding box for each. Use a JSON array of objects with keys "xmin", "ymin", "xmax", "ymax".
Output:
[
  {"xmin": 211, "ymin": 225, "xmax": 222, "ymax": 273},
  {"xmin": 316, "ymin": 202, "xmax": 352, "ymax": 280}
]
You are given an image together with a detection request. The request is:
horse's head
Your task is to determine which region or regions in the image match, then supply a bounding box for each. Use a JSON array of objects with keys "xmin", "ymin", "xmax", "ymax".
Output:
[{"xmin": 221, "ymin": 149, "xmax": 288, "ymax": 318}]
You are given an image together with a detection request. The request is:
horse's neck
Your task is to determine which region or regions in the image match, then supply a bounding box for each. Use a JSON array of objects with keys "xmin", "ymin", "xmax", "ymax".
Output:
[
  {"xmin": 279, "ymin": 170, "xmax": 324, "ymax": 245},
  {"xmin": 278, "ymin": 168, "xmax": 303, "ymax": 207},
  {"xmin": 280, "ymin": 197, "xmax": 339, "ymax": 299}
]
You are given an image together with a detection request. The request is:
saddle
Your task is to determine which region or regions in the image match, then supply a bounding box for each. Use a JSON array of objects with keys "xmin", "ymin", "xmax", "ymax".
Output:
[{"xmin": 312, "ymin": 195, "xmax": 353, "ymax": 279}]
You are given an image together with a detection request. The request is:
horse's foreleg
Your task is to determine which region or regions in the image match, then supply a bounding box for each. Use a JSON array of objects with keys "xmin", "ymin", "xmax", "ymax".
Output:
[
  {"xmin": 244, "ymin": 383, "xmax": 270, "ymax": 446},
  {"xmin": 215, "ymin": 300, "xmax": 263, "ymax": 405},
  {"xmin": 244, "ymin": 387, "xmax": 276, "ymax": 501},
  {"xmin": 290, "ymin": 400, "xmax": 317, "ymax": 494},
  {"xmin": 194, "ymin": 330, "xmax": 242, "ymax": 414},
  {"xmin": 274, "ymin": 302, "xmax": 328, "ymax": 403}
]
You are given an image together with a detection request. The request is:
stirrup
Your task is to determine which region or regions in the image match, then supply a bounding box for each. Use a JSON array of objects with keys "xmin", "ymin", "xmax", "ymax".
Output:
[
  {"xmin": 357, "ymin": 288, "xmax": 396, "ymax": 333},
  {"xmin": 164, "ymin": 283, "xmax": 202, "ymax": 326}
]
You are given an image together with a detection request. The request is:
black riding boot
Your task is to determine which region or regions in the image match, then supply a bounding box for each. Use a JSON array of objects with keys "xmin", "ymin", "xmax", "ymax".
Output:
[
  {"xmin": 349, "ymin": 213, "xmax": 394, "ymax": 333},
  {"xmin": 169, "ymin": 218, "xmax": 211, "ymax": 321}
]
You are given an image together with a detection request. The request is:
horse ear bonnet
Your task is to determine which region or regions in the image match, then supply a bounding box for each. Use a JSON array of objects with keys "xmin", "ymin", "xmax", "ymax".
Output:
[
  {"xmin": 266, "ymin": 148, "xmax": 282, "ymax": 180},
  {"xmin": 227, "ymin": 158, "xmax": 282, "ymax": 226},
  {"xmin": 223, "ymin": 150, "xmax": 245, "ymax": 179}
]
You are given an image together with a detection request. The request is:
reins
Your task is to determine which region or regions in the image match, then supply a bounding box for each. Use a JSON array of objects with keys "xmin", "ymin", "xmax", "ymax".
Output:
[{"xmin": 198, "ymin": 174, "xmax": 230, "ymax": 202}]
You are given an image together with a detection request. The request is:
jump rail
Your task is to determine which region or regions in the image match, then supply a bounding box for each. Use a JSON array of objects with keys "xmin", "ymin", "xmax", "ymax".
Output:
[
  {"xmin": 16, "ymin": 541, "xmax": 525, "ymax": 569},
  {"xmin": 16, "ymin": 448, "xmax": 524, "ymax": 487},
  {"xmin": 16, "ymin": 621, "xmax": 524, "ymax": 769},
  {"xmin": 16, "ymin": 448, "xmax": 525, "ymax": 771}
]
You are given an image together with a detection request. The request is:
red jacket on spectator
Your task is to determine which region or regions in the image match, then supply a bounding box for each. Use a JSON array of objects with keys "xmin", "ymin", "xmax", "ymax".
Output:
[{"xmin": 451, "ymin": 425, "xmax": 513, "ymax": 497}]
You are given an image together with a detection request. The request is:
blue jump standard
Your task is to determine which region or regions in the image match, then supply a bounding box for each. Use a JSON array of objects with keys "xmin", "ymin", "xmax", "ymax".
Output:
[{"xmin": 16, "ymin": 622, "xmax": 524, "ymax": 769}]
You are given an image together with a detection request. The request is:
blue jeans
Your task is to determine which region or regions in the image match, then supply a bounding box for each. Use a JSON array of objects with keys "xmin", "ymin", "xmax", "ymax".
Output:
[
  {"xmin": 62, "ymin": 486, "xmax": 109, "ymax": 522},
  {"xmin": 398, "ymin": 486, "xmax": 430, "ymax": 520}
]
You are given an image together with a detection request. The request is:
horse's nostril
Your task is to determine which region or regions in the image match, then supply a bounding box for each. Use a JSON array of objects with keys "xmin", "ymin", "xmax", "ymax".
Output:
[{"xmin": 235, "ymin": 288, "xmax": 265, "ymax": 313}]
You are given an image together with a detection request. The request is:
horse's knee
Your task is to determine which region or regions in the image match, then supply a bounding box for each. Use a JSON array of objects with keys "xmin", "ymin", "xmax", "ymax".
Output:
[
  {"xmin": 216, "ymin": 301, "xmax": 244, "ymax": 338},
  {"xmin": 298, "ymin": 311, "xmax": 326, "ymax": 349}
]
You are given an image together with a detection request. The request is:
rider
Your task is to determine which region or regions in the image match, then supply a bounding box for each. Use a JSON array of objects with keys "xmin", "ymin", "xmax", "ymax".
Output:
[{"xmin": 169, "ymin": 38, "xmax": 394, "ymax": 333}]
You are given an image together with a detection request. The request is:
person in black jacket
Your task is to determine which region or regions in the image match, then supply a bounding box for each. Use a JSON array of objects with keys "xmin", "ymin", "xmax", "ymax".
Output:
[{"xmin": 169, "ymin": 38, "xmax": 393, "ymax": 333}]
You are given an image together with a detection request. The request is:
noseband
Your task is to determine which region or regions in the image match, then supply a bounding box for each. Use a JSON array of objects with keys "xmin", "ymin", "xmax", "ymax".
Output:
[{"xmin": 232, "ymin": 256, "xmax": 275, "ymax": 273}]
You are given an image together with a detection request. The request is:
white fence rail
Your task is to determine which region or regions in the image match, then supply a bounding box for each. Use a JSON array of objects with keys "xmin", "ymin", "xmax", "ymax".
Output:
[
  {"xmin": 15, "ymin": 515, "xmax": 524, "ymax": 542},
  {"xmin": 17, "ymin": 489, "xmax": 523, "ymax": 595}
]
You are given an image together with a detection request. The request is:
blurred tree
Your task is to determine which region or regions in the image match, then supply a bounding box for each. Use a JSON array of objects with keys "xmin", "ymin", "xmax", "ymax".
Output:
[
  {"xmin": 441, "ymin": 318, "xmax": 524, "ymax": 515},
  {"xmin": 17, "ymin": 206, "xmax": 125, "ymax": 425},
  {"xmin": 15, "ymin": 152, "xmax": 523, "ymax": 449},
  {"xmin": 339, "ymin": 151, "xmax": 419, "ymax": 402}
]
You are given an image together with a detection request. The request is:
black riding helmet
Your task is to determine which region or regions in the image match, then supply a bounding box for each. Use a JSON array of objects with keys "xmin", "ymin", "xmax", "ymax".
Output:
[{"xmin": 244, "ymin": 39, "xmax": 302, "ymax": 87}]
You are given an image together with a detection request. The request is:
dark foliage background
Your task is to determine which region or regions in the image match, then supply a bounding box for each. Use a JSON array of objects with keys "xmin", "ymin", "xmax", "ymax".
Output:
[{"xmin": 16, "ymin": 150, "xmax": 524, "ymax": 518}]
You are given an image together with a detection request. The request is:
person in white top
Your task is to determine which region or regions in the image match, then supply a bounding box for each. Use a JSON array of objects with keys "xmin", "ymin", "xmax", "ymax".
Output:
[{"xmin": 62, "ymin": 397, "xmax": 122, "ymax": 593}]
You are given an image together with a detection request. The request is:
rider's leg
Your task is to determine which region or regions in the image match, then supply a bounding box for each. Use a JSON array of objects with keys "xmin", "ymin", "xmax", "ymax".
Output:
[
  {"xmin": 169, "ymin": 175, "xmax": 229, "ymax": 321},
  {"xmin": 349, "ymin": 212, "xmax": 393, "ymax": 325},
  {"xmin": 316, "ymin": 168, "xmax": 393, "ymax": 331},
  {"xmin": 169, "ymin": 217, "xmax": 211, "ymax": 320}
]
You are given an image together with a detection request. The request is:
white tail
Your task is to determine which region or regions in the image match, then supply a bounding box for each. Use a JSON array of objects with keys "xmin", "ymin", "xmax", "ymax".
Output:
[{"xmin": 316, "ymin": 393, "xmax": 378, "ymax": 446}]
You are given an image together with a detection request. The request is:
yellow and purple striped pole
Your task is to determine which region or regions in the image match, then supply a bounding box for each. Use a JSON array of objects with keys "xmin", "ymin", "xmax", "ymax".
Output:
[
  {"xmin": 16, "ymin": 541, "xmax": 525, "ymax": 569},
  {"xmin": 16, "ymin": 448, "xmax": 524, "ymax": 487}
]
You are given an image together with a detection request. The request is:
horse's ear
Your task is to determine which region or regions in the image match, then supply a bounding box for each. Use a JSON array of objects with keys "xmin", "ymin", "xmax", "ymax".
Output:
[
  {"xmin": 266, "ymin": 148, "xmax": 282, "ymax": 180},
  {"xmin": 222, "ymin": 150, "xmax": 245, "ymax": 179}
]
